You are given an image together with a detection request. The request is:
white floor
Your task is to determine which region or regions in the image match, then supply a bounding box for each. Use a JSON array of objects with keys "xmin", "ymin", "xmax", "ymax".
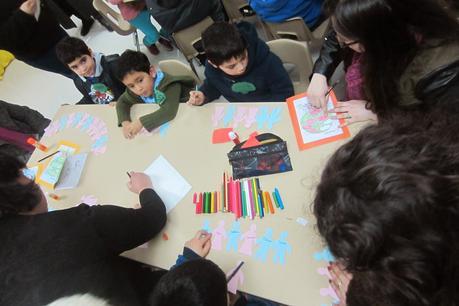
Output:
[{"xmin": 0, "ymin": 17, "xmax": 190, "ymax": 119}]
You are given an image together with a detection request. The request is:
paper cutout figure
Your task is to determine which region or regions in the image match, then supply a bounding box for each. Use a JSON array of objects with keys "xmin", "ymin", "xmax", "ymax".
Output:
[
  {"xmin": 211, "ymin": 220, "xmax": 227, "ymax": 251},
  {"xmin": 272, "ymin": 231, "xmax": 291, "ymax": 265},
  {"xmin": 226, "ymin": 261, "xmax": 244, "ymax": 294},
  {"xmin": 91, "ymin": 128, "xmax": 108, "ymax": 141},
  {"xmin": 159, "ymin": 122, "xmax": 170, "ymax": 137},
  {"xmin": 44, "ymin": 121, "xmax": 59, "ymax": 137},
  {"xmin": 202, "ymin": 219, "xmax": 212, "ymax": 233},
  {"xmin": 81, "ymin": 194, "xmax": 98, "ymax": 206},
  {"xmin": 80, "ymin": 116, "xmax": 94, "ymax": 132},
  {"xmin": 254, "ymin": 228, "xmax": 273, "ymax": 262},
  {"xmin": 223, "ymin": 105, "xmax": 236, "ymax": 127},
  {"xmin": 256, "ymin": 106, "xmax": 269, "ymax": 129},
  {"xmin": 266, "ymin": 107, "xmax": 282, "ymax": 129},
  {"xmin": 75, "ymin": 113, "xmax": 90, "ymax": 129},
  {"xmin": 239, "ymin": 224, "xmax": 257, "ymax": 256},
  {"xmin": 92, "ymin": 146, "xmax": 107, "ymax": 155},
  {"xmin": 92, "ymin": 135, "xmax": 109, "ymax": 149},
  {"xmin": 233, "ymin": 106, "xmax": 247, "ymax": 128},
  {"xmin": 71, "ymin": 112, "xmax": 83, "ymax": 128},
  {"xmin": 58, "ymin": 116, "xmax": 68, "ymax": 131},
  {"xmin": 212, "ymin": 128, "xmax": 233, "ymax": 144},
  {"xmin": 66, "ymin": 113, "xmax": 75, "ymax": 128},
  {"xmin": 226, "ymin": 221, "xmax": 241, "ymax": 252},
  {"xmin": 86, "ymin": 117, "xmax": 103, "ymax": 138},
  {"xmin": 314, "ymin": 247, "xmax": 335, "ymax": 262},
  {"xmin": 317, "ymin": 267, "xmax": 332, "ymax": 279},
  {"xmin": 244, "ymin": 107, "xmax": 258, "ymax": 128},
  {"xmin": 212, "ymin": 106, "xmax": 225, "ymax": 127},
  {"xmin": 320, "ymin": 285, "xmax": 339, "ymax": 302},
  {"xmin": 296, "ymin": 217, "xmax": 308, "ymax": 226}
]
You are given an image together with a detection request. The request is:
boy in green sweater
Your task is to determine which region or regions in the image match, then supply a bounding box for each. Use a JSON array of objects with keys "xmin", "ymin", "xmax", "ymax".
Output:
[{"xmin": 115, "ymin": 50, "xmax": 195, "ymax": 139}]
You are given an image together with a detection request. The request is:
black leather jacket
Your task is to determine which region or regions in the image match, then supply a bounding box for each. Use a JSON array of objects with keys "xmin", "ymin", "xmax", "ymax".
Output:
[{"xmin": 312, "ymin": 29, "xmax": 459, "ymax": 108}]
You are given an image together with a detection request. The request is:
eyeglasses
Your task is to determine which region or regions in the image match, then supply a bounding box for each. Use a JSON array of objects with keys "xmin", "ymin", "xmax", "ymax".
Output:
[{"xmin": 335, "ymin": 32, "xmax": 360, "ymax": 48}]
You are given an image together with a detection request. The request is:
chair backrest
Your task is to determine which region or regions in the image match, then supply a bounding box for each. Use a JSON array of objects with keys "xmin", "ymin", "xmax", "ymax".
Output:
[
  {"xmin": 172, "ymin": 16, "xmax": 214, "ymax": 61},
  {"xmin": 92, "ymin": 0, "xmax": 134, "ymax": 35},
  {"xmin": 267, "ymin": 39, "xmax": 313, "ymax": 94},
  {"xmin": 264, "ymin": 17, "xmax": 314, "ymax": 42},
  {"xmin": 158, "ymin": 59, "xmax": 202, "ymax": 84},
  {"xmin": 221, "ymin": 0, "xmax": 251, "ymax": 21}
]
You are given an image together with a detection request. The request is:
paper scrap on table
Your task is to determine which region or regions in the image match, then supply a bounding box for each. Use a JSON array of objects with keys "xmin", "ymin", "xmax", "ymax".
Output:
[
  {"xmin": 212, "ymin": 128, "xmax": 233, "ymax": 144},
  {"xmin": 226, "ymin": 261, "xmax": 244, "ymax": 294},
  {"xmin": 81, "ymin": 194, "xmax": 98, "ymax": 206},
  {"xmin": 144, "ymin": 155, "xmax": 191, "ymax": 213},
  {"xmin": 55, "ymin": 153, "xmax": 88, "ymax": 190}
]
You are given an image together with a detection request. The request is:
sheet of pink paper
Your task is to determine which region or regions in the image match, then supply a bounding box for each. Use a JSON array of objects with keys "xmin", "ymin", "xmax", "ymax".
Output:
[
  {"xmin": 233, "ymin": 107, "xmax": 247, "ymax": 128},
  {"xmin": 317, "ymin": 267, "xmax": 332, "ymax": 279},
  {"xmin": 320, "ymin": 285, "xmax": 339, "ymax": 301},
  {"xmin": 226, "ymin": 261, "xmax": 244, "ymax": 294},
  {"xmin": 212, "ymin": 106, "xmax": 225, "ymax": 127},
  {"xmin": 244, "ymin": 107, "xmax": 258, "ymax": 128},
  {"xmin": 80, "ymin": 194, "xmax": 98, "ymax": 206},
  {"xmin": 239, "ymin": 224, "xmax": 257, "ymax": 256},
  {"xmin": 211, "ymin": 220, "xmax": 227, "ymax": 251}
]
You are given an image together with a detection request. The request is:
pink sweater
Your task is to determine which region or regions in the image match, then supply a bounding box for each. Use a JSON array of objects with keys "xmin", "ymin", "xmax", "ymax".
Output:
[{"xmin": 108, "ymin": 0, "xmax": 146, "ymax": 20}]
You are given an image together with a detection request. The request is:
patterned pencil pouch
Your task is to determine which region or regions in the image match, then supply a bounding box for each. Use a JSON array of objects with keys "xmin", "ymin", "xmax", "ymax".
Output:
[{"xmin": 227, "ymin": 133, "xmax": 293, "ymax": 179}]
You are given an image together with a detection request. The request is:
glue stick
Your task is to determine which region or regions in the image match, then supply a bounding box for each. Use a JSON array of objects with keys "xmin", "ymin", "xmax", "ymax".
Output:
[
  {"xmin": 26, "ymin": 137, "xmax": 48, "ymax": 152},
  {"xmin": 228, "ymin": 131, "xmax": 241, "ymax": 145}
]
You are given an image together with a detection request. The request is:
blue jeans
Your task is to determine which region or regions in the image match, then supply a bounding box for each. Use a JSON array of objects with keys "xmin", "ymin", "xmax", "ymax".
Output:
[{"xmin": 129, "ymin": 10, "xmax": 166, "ymax": 46}]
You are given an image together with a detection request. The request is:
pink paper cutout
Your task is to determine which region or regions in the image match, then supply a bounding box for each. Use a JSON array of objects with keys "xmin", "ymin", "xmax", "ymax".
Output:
[
  {"xmin": 86, "ymin": 117, "xmax": 102, "ymax": 137},
  {"xmin": 211, "ymin": 220, "xmax": 227, "ymax": 251},
  {"xmin": 239, "ymin": 224, "xmax": 257, "ymax": 256},
  {"xmin": 244, "ymin": 107, "xmax": 259, "ymax": 128},
  {"xmin": 212, "ymin": 106, "xmax": 225, "ymax": 127},
  {"xmin": 317, "ymin": 267, "xmax": 332, "ymax": 279},
  {"xmin": 75, "ymin": 113, "xmax": 90, "ymax": 129},
  {"xmin": 91, "ymin": 128, "xmax": 108, "ymax": 141},
  {"xmin": 320, "ymin": 285, "xmax": 339, "ymax": 301},
  {"xmin": 138, "ymin": 127, "xmax": 151, "ymax": 135},
  {"xmin": 80, "ymin": 194, "xmax": 98, "ymax": 206},
  {"xmin": 66, "ymin": 113, "xmax": 75, "ymax": 128},
  {"xmin": 233, "ymin": 107, "xmax": 248, "ymax": 128},
  {"xmin": 44, "ymin": 121, "xmax": 59, "ymax": 137},
  {"xmin": 92, "ymin": 146, "xmax": 107, "ymax": 155},
  {"xmin": 227, "ymin": 261, "xmax": 244, "ymax": 294}
]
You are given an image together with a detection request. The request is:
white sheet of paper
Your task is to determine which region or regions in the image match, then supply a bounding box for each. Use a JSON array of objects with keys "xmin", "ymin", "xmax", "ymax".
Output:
[
  {"xmin": 34, "ymin": 0, "xmax": 41, "ymax": 20},
  {"xmin": 293, "ymin": 96, "xmax": 344, "ymax": 143},
  {"xmin": 144, "ymin": 155, "xmax": 191, "ymax": 213},
  {"xmin": 55, "ymin": 153, "xmax": 88, "ymax": 190}
]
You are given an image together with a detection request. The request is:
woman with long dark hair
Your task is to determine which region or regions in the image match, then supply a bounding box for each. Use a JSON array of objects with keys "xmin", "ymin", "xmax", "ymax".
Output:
[
  {"xmin": 307, "ymin": 0, "xmax": 459, "ymax": 124},
  {"xmin": 313, "ymin": 110, "xmax": 459, "ymax": 305}
]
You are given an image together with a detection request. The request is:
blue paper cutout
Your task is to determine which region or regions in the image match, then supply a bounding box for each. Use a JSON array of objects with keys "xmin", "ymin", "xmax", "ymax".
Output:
[
  {"xmin": 159, "ymin": 122, "xmax": 170, "ymax": 137},
  {"xmin": 202, "ymin": 219, "xmax": 212, "ymax": 233},
  {"xmin": 255, "ymin": 228, "xmax": 273, "ymax": 262},
  {"xmin": 71, "ymin": 112, "xmax": 83, "ymax": 128},
  {"xmin": 91, "ymin": 135, "xmax": 109, "ymax": 149},
  {"xmin": 313, "ymin": 247, "xmax": 335, "ymax": 262},
  {"xmin": 80, "ymin": 116, "xmax": 94, "ymax": 132},
  {"xmin": 223, "ymin": 105, "xmax": 236, "ymax": 127},
  {"xmin": 272, "ymin": 231, "xmax": 292, "ymax": 265},
  {"xmin": 266, "ymin": 107, "xmax": 282, "ymax": 129},
  {"xmin": 58, "ymin": 116, "xmax": 68, "ymax": 131},
  {"xmin": 256, "ymin": 106, "xmax": 269, "ymax": 129},
  {"xmin": 226, "ymin": 221, "xmax": 241, "ymax": 252}
]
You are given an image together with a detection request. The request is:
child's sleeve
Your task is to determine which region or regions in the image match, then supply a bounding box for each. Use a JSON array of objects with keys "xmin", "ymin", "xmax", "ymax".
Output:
[
  {"xmin": 199, "ymin": 77, "xmax": 221, "ymax": 103},
  {"xmin": 267, "ymin": 55, "xmax": 295, "ymax": 101},
  {"xmin": 116, "ymin": 92, "xmax": 134, "ymax": 126},
  {"xmin": 138, "ymin": 83, "xmax": 181, "ymax": 131},
  {"xmin": 0, "ymin": 10, "xmax": 37, "ymax": 52},
  {"xmin": 312, "ymin": 29, "xmax": 344, "ymax": 80}
]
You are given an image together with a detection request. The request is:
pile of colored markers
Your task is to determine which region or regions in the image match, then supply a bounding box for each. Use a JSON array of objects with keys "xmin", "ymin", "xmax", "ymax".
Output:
[{"xmin": 192, "ymin": 173, "xmax": 284, "ymax": 219}]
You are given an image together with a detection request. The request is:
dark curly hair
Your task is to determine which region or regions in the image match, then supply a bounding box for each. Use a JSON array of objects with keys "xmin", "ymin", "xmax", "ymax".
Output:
[
  {"xmin": 55, "ymin": 36, "xmax": 91, "ymax": 64},
  {"xmin": 313, "ymin": 110, "xmax": 459, "ymax": 305},
  {"xmin": 115, "ymin": 50, "xmax": 151, "ymax": 81},
  {"xmin": 0, "ymin": 152, "xmax": 41, "ymax": 217}
]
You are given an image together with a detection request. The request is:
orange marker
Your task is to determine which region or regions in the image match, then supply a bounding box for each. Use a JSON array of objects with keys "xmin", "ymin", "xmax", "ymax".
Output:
[
  {"xmin": 27, "ymin": 137, "xmax": 48, "ymax": 152},
  {"xmin": 46, "ymin": 192, "xmax": 60, "ymax": 200}
]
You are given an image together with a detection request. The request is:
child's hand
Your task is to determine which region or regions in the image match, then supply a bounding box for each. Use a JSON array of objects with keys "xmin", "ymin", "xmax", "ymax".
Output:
[
  {"xmin": 108, "ymin": 101, "xmax": 117, "ymax": 107},
  {"xmin": 127, "ymin": 171, "xmax": 153, "ymax": 194},
  {"xmin": 122, "ymin": 121, "xmax": 134, "ymax": 139},
  {"xmin": 329, "ymin": 262, "xmax": 352, "ymax": 306},
  {"xmin": 20, "ymin": 0, "xmax": 37, "ymax": 15},
  {"xmin": 187, "ymin": 91, "xmax": 205, "ymax": 106},
  {"xmin": 185, "ymin": 230, "xmax": 212, "ymax": 257},
  {"xmin": 307, "ymin": 73, "xmax": 329, "ymax": 114},
  {"xmin": 130, "ymin": 119, "xmax": 143, "ymax": 137}
]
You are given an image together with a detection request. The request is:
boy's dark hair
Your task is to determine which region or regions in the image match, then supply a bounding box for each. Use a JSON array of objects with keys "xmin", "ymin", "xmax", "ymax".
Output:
[
  {"xmin": 56, "ymin": 36, "xmax": 91, "ymax": 64},
  {"xmin": 0, "ymin": 152, "xmax": 41, "ymax": 217},
  {"xmin": 150, "ymin": 259, "xmax": 227, "ymax": 306},
  {"xmin": 202, "ymin": 22, "xmax": 247, "ymax": 66},
  {"xmin": 116, "ymin": 50, "xmax": 151, "ymax": 81}
]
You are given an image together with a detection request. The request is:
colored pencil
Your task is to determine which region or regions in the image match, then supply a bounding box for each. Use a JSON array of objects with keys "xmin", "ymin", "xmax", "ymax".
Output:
[
  {"xmin": 250, "ymin": 179, "xmax": 259, "ymax": 217},
  {"xmin": 265, "ymin": 191, "xmax": 275, "ymax": 214},
  {"xmin": 272, "ymin": 191, "xmax": 280, "ymax": 208},
  {"xmin": 197, "ymin": 193, "xmax": 203, "ymax": 213},
  {"xmin": 227, "ymin": 261, "xmax": 245, "ymax": 283},
  {"xmin": 274, "ymin": 188, "xmax": 285, "ymax": 209}
]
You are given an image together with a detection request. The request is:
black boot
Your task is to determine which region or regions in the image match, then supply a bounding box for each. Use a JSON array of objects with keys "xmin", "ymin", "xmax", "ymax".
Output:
[{"xmin": 81, "ymin": 18, "xmax": 95, "ymax": 36}]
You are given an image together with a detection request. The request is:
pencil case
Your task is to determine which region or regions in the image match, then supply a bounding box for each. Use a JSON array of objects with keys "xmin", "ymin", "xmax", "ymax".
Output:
[{"xmin": 227, "ymin": 133, "xmax": 293, "ymax": 179}]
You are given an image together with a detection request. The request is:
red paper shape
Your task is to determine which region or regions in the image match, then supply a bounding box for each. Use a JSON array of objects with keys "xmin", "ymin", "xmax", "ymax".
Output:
[
  {"xmin": 241, "ymin": 132, "xmax": 261, "ymax": 148},
  {"xmin": 212, "ymin": 128, "xmax": 233, "ymax": 144}
]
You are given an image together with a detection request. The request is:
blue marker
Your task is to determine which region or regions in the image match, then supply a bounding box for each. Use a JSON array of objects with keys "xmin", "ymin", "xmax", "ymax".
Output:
[{"xmin": 274, "ymin": 188, "xmax": 284, "ymax": 209}]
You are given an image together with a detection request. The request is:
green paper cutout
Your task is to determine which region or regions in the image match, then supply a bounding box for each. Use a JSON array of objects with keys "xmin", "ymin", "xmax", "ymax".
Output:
[{"xmin": 231, "ymin": 82, "xmax": 256, "ymax": 94}]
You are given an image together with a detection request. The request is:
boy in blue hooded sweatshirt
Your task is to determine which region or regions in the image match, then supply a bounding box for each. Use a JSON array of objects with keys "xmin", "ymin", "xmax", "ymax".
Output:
[{"xmin": 187, "ymin": 22, "xmax": 294, "ymax": 105}]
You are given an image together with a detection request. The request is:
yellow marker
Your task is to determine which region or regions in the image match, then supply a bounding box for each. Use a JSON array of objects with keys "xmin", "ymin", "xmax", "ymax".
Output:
[
  {"xmin": 251, "ymin": 179, "xmax": 259, "ymax": 216},
  {"xmin": 210, "ymin": 191, "xmax": 215, "ymax": 213}
]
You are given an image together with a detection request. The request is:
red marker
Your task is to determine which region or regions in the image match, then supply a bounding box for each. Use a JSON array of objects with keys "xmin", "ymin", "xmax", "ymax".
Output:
[{"xmin": 27, "ymin": 137, "xmax": 48, "ymax": 152}]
